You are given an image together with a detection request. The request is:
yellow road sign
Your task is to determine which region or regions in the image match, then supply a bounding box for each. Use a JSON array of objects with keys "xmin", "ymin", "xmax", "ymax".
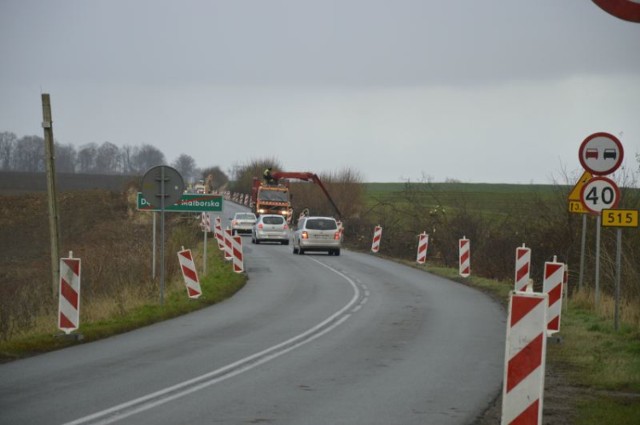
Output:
[
  {"xmin": 568, "ymin": 171, "xmax": 593, "ymax": 214},
  {"xmin": 601, "ymin": 209, "xmax": 639, "ymax": 228}
]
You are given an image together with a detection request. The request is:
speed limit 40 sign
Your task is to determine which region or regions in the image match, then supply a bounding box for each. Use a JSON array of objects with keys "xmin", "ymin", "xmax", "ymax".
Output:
[{"xmin": 580, "ymin": 176, "xmax": 621, "ymax": 215}]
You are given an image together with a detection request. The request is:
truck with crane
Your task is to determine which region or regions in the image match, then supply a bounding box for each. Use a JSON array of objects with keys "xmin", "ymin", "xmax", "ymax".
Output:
[{"xmin": 250, "ymin": 171, "xmax": 342, "ymax": 221}]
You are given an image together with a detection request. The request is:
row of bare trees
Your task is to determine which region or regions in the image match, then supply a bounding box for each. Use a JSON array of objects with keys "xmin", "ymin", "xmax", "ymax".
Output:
[{"xmin": 0, "ymin": 131, "xmax": 229, "ymax": 188}]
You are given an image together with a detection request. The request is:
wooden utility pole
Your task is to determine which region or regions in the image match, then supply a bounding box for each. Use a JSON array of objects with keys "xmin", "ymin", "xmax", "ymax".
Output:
[{"xmin": 42, "ymin": 93, "xmax": 61, "ymax": 297}]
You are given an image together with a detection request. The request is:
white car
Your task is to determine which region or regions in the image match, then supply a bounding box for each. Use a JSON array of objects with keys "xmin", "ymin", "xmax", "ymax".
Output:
[
  {"xmin": 292, "ymin": 216, "xmax": 341, "ymax": 256},
  {"xmin": 251, "ymin": 214, "xmax": 290, "ymax": 245},
  {"xmin": 230, "ymin": 212, "xmax": 257, "ymax": 235}
]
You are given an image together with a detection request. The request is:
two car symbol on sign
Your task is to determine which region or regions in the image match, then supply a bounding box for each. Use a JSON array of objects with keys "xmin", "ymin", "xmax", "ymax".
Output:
[{"xmin": 585, "ymin": 148, "xmax": 617, "ymax": 160}]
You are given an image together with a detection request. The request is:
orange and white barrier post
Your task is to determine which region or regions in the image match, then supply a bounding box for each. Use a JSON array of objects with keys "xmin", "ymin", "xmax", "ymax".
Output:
[
  {"xmin": 232, "ymin": 235, "xmax": 244, "ymax": 273},
  {"xmin": 501, "ymin": 291, "xmax": 548, "ymax": 425},
  {"xmin": 515, "ymin": 244, "xmax": 531, "ymax": 292},
  {"xmin": 224, "ymin": 228, "xmax": 233, "ymax": 261},
  {"xmin": 58, "ymin": 252, "xmax": 81, "ymax": 334},
  {"xmin": 177, "ymin": 247, "xmax": 202, "ymax": 299},
  {"xmin": 371, "ymin": 225, "xmax": 382, "ymax": 253},
  {"xmin": 416, "ymin": 232, "xmax": 429, "ymax": 264},
  {"xmin": 459, "ymin": 237, "xmax": 470, "ymax": 277},
  {"xmin": 543, "ymin": 256, "xmax": 565, "ymax": 335},
  {"xmin": 214, "ymin": 216, "xmax": 224, "ymax": 250}
]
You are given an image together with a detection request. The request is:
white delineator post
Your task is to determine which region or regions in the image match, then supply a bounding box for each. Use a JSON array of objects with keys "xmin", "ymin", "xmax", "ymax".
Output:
[
  {"xmin": 416, "ymin": 232, "xmax": 429, "ymax": 264},
  {"xmin": 201, "ymin": 213, "xmax": 211, "ymax": 275},
  {"xmin": 543, "ymin": 257, "xmax": 565, "ymax": 335},
  {"xmin": 224, "ymin": 228, "xmax": 233, "ymax": 261},
  {"xmin": 371, "ymin": 225, "xmax": 382, "ymax": 253},
  {"xmin": 515, "ymin": 244, "xmax": 531, "ymax": 292},
  {"xmin": 501, "ymin": 291, "xmax": 548, "ymax": 425},
  {"xmin": 459, "ymin": 237, "xmax": 470, "ymax": 277},
  {"xmin": 232, "ymin": 235, "xmax": 244, "ymax": 273},
  {"xmin": 177, "ymin": 248, "xmax": 202, "ymax": 299},
  {"xmin": 214, "ymin": 216, "xmax": 224, "ymax": 250},
  {"xmin": 58, "ymin": 252, "xmax": 81, "ymax": 334}
]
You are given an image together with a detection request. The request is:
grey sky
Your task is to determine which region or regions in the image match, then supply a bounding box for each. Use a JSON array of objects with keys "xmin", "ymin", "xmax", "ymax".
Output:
[{"xmin": 1, "ymin": 0, "xmax": 639, "ymax": 183}]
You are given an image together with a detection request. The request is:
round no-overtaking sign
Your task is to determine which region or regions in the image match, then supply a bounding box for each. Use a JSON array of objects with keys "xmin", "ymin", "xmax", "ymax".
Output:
[{"xmin": 579, "ymin": 132, "xmax": 624, "ymax": 176}]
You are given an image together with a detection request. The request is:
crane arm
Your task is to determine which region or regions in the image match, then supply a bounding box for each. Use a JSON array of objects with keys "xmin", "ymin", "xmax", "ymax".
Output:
[{"xmin": 271, "ymin": 171, "xmax": 342, "ymax": 218}]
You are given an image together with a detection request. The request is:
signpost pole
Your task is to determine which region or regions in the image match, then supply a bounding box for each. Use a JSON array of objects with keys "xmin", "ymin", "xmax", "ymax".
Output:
[
  {"xmin": 595, "ymin": 216, "xmax": 601, "ymax": 308},
  {"xmin": 152, "ymin": 212, "xmax": 157, "ymax": 280},
  {"xmin": 578, "ymin": 214, "xmax": 586, "ymax": 292},
  {"xmin": 614, "ymin": 228, "xmax": 622, "ymax": 331},
  {"xmin": 160, "ymin": 167, "xmax": 166, "ymax": 306}
]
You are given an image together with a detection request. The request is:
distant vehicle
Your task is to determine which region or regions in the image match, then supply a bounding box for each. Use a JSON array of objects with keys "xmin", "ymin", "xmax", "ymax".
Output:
[
  {"xmin": 230, "ymin": 212, "xmax": 257, "ymax": 235},
  {"xmin": 603, "ymin": 149, "xmax": 617, "ymax": 160},
  {"xmin": 251, "ymin": 214, "xmax": 290, "ymax": 245},
  {"xmin": 292, "ymin": 216, "xmax": 341, "ymax": 256}
]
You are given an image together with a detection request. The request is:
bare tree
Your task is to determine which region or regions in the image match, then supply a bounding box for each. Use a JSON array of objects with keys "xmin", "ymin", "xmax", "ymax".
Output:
[
  {"xmin": 201, "ymin": 166, "xmax": 229, "ymax": 191},
  {"xmin": 13, "ymin": 136, "xmax": 44, "ymax": 172},
  {"xmin": 131, "ymin": 144, "xmax": 165, "ymax": 174},
  {"xmin": 95, "ymin": 142, "xmax": 122, "ymax": 174},
  {"xmin": 55, "ymin": 142, "xmax": 77, "ymax": 173},
  {"xmin": 172, "ymin": 154, "xmax": 197, "ymax": 182},
  {"xmin": 77, "ymin": 143, "xmax": 98, "ymax": 173},
  {"xmin": 0, "ymin": 132, "xmax": 17, "ymax": 170}
]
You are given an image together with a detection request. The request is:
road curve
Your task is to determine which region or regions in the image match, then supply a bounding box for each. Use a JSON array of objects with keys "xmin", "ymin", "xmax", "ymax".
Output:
[{"xmin": 0, "ymin": 205, "xmax": 505, "ymax": 425}]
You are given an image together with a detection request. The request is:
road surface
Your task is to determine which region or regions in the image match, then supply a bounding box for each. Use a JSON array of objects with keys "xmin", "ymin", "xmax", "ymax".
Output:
[{"xmin": 0, "ymin": 203, "xmax": 505, "ymax": 424}]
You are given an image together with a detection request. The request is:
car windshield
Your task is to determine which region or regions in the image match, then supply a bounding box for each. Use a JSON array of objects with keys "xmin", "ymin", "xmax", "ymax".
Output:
[
  {"xmin": 263, "ymin": 216, "xmax": 284, "ymax": 225},
  {"xmin": 306, "ymin": 219, "xmax": 337, "ymax": 230},
  {"xmin": 258, "ymin": 190, "xmax": 289, "ymax": 202},
  {"xmin": 236, "ymin": 213, "xmax": 256, "ymax": 220}
]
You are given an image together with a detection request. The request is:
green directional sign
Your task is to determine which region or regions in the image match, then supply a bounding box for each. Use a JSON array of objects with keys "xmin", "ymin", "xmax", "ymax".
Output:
[{"xmin": 137, "ymin": 192, "xmax": 223, "ymax": 212}]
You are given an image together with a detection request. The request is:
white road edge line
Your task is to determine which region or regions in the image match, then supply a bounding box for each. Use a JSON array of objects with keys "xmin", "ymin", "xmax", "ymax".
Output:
[{"xmin": 62, "ymin": 258, "xmax": 360, "ymax": 425}]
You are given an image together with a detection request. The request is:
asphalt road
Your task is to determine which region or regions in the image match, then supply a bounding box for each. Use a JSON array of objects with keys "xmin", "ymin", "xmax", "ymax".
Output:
[{"xmin": 0, "ymin": 203, "xmax": 506, "ymax": 425}]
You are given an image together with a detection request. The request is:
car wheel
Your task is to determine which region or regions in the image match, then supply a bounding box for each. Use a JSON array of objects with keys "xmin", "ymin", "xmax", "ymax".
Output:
[
  {"xmin": 283, "ymin": 240, "xmax": 289, "ymax": 246},
  {"xmin": 335, "ymin": 249, "xmax": 341, "ymax": 256},
  {"xmin": 292, "ymin": 246, "xmax": 298, "ymax": 254},
  {"xmin": 299, "ymin": 248, "xmax": 305, "ymax": 255},
  {"xmin": 255, "ymin": 238, "xmax": 260, "ymax": 244}
]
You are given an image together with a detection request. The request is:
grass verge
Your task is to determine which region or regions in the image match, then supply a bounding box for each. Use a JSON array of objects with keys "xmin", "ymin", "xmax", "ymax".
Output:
[
  {"xmin": 0, "ymin": 246, "xmax": 246, "ymax": 362},
  {"xmin": 418, "ymin": 261, "xmax": 640, "ymax": 425}
]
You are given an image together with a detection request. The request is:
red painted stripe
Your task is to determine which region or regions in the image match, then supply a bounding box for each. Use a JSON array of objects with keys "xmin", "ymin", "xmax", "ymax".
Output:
[
  {"xmin": 187, "ymin": 286, "xmax": 201, "ymax": 297},
  {"xmin": 460, "ymin": 251, "xmax": 470, "ymax": 263},
  {"xmin": 460, "ymin": 239, "xmax": 469, "ymax": 248},
  {"xmin": 180, "ymin": 250, "xmax": 193, "ymax": 261},
  {"xmin": 548, "ymin": 316, "xmax": 560, "ymax": 331},
  {"xmin": 545, "ymin": 263, "xmax": 562, "ymax": 280},
  {"xmin": 507, "ymin": 333, "xmax": 543, "ymax": 392},
  {"xmin": 548, "ymin": 283, "xmax": 562, "ymax": 305},
  {"xmin": 509, "ymin": 399, "xmax": 539, "ymax": 425},
  {"xmin": 59, "ymin": 312, "xmax": 75, "ymax": 329},
  {"xmin": 233, "ymin": 248, "xmax": 243, "ymax": 261},
  {"xmin": 181, "ymin": 265, "xmax": 198, "ymax": 282},
  {"xmin": 516, "ymin": 248, "xmax": 528, "ymax": 261},
  {"xmin": 510, "ymin": 295, "xmax": 545, "ymax": 327},
  {"xmin": 63, "ymin": 258, "xmax": 80, "ymax": 276},
  {"xmin": 461, "ymin": 266, "xmax": 470, "ymax": 274},
  {"xmin": 61, "ymin": 278, "xmax": 79, "ymax": 308},
  {"xmin": 516, "ymin": 263, "xmax": 529, "ymax": 281}
]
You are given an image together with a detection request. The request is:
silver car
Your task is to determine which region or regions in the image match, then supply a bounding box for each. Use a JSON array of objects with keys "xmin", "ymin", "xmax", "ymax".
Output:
[
  {"xmin": 251, "ymin": 214, "xmax": 290, "ymax": 245},
  {"xmin": 292, "ymin": 216, "xmax": 341, "ymax": 256},
  {"xmin": 230, "ymin": 212, "xmax": 257, "ymax": 235}
]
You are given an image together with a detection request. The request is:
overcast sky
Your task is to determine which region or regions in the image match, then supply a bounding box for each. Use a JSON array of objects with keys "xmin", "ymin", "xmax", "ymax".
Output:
[{"xmin": 1, "ymin": 0, "xmax": 639, "ymax": 183}]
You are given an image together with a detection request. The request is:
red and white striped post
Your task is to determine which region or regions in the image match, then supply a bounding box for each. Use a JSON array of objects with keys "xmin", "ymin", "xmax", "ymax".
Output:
[
  {"xmin": 177, "ymin": 247, "xmax": 202, "ymax": 299},
  {"xmin": 371, "ymin": 225, "xmax": 382, "ymax": 253},
  {"xmin": 214, "ymin": 216, "xmax": 224, "ymax": 250},
  {"xmin": 224, "ymin": 228, "xmax": 233, "ymax": 261},
  {"xmin": 416, "ymin": 232, "xmax": 429, "ymax": 264},
  {"xmin": 543, "ymin": 256, "xmax": 565, "ymax": 335},
  {"xmin": 232, "ymin": 235, "xmax": 244, "ymax": 273},
  {"xmin": 58, "ymin": 252, "xmax": 81, "ymax": 334},
  {"xmin": 501, "ymin": 291, "xmax": 548, "ymax": 425},
  {"xmin": 515, "ymin": 244, "xmax": 531, "ymax": 292},
  {"xmin": 201, "ymin": 213, "xmax": 211, "ymax": 275},
  {"xmin": 459, "ymin": 237, "xmax": 470, "ymax": 277}
]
